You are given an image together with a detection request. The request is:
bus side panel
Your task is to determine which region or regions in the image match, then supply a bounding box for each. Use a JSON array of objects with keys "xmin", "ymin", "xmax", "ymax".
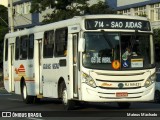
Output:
[
  {"xmin": 3, "ymin": 45, "xmax": 9, "ymax": 92},
  {"xmin": 3, "ymin": 38, "xmax": 12, "ymax": 93},
  {"xmin": 26, "ymin": 59, "xmax": 36, "ymax": 96},
  {"xmin": 14, "ymin": 60, "xmax": 21, "ymax": 94},
  {"xmin": 3, "ymin": 62, "xmax": 9, "ymax": 92},
  {"xmin": 42, "ymin": 58, "xmax": 69, "ymax": 98},
  {"xmin": 67, "ymin": 34, "xmax": 74, "ymax": 99},
  {"xmin": 14, "ymin": 60, "xmax": 36, "ymax": 95}
]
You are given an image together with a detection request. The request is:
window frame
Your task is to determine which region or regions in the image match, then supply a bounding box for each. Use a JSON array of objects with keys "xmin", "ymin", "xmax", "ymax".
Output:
[
  {"xmin": 43, "ymin": 30, "xmax": 54, "ymax": 58},
  {"xmin": 28, "ymin": 34, "xmax": 34, "ymax": 59},
  {"xmin": 15, "ymin": 37, "xmax": 20, "ymax": 60},
  {"xmin": 5, "ymin": 39, "xmax": 8, "ymax": 61},
  {"xmin": 54, "ymin": 27, "xmax": 68, "ymax": 57},
  {"xmin": 20, "ymin": 35, "xmax": 28, "ymax": 60}
]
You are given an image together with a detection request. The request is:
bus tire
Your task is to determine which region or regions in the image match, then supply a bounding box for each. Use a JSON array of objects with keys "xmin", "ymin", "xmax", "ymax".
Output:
[
  {"xmin": 154, "ymin": 91, "xmax": 160, "ymax": 103},
  {"xmin": 118, "ymin": 102, "xmax": 131, "ymax": 109},
  {"xmin": 33, "ymin": 97, "xmax": 41, "ymax": 104},
  {"xmin": 61, "ymin": 82, "xmax": 75, "ymax": 110},
  {"xmin": 21, "ymin": 81, "xmax": 34, "ymax": 104}
]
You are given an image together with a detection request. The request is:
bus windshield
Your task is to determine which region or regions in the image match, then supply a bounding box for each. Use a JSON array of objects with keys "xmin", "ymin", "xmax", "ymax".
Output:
[{"xmin": 83, "ymin": 32, "xmax": 154, "ymax": 70}]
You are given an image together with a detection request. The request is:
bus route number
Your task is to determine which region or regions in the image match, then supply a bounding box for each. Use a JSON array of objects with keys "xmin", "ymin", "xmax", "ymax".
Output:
[{"xmin": 94, "ymin": 21, "xmax": 104, "ymax": 28}]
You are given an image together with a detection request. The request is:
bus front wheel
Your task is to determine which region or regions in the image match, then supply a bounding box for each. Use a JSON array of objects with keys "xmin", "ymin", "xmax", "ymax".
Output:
[
  {"xmin": 21, "ymin": 82, "xmax": 34, "ymax": 104},
  {"xmin": 61, "ymin": 82, "xmax": 75, "ymax": 110},
  {"xmin": 154, "ymin": 91, "xmax": 160, "ymax": 103},
  {"xmin": 118, "ymin": 102, "xmax": 131, "ymax": 109}
]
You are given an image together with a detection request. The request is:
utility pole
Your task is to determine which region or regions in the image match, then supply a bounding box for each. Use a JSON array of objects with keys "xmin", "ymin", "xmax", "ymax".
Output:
[{"xmin": 9, "ymin": 0, "xmax": 14, "ymax": 32}]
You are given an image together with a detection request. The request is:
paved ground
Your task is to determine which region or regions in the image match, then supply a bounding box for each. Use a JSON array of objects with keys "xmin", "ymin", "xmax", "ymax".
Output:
[
  {"xmin": 0, "ymin": 71, "xmax": 4, "ymax": 88},
  {"xmin": 0, "ymin": 83, "xmax": 160, "ymax": 120},
  {"xmin": 0, "ymin": 79, "xmax": 3, "ymax": 88}
]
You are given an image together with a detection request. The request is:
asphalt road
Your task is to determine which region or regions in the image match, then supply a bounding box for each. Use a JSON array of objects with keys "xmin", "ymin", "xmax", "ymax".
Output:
[{"xmin": 0, "ymin": 88, "xmax": 160, "ymax": 120}]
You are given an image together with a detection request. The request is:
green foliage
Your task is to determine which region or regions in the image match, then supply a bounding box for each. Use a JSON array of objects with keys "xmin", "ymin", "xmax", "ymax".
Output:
[
  {"xmin": 30, "ymin": 0, "xmax": 88, "ymax": 13},
  {"xmin": 30, "ymin": 0, "xmax": 51, "ymax": 13},
  {"xmin": 0, "ymin": 5, "xmax": 8, "ymax": 26},
  {"xmin": 153, "ymin": 28, "xmax": 160, "ymax": 65},
  {"xmin": 31, "ymin": 0, "xmax": 115, "ymax": 24},
  {"xmin": 138, "ymin": 14, "xmax": 147, "ymax": 17},
  {"xmin": 86, "ymin": 1, "xmax": 115, "ymax": 14},
  {"xmin": 153, "ymin": 28, "xmax": 160, "ymax": 45},
  {"xmin": 42, "ymin": 0, "xmax": 88, "ymax": 23},
  {"xmin": 0, "ymin": 5, "xmax": 8, "ymax": 63},
  {"xmin": 43, "ymin": 9, "xmax": 81, "ymax": 23}
]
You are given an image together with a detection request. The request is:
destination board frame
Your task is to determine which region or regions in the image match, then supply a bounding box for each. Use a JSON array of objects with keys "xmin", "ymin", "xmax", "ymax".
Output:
[{"xmin": 85, "ymin": 19, "xmax": 151, "ymax": 31}]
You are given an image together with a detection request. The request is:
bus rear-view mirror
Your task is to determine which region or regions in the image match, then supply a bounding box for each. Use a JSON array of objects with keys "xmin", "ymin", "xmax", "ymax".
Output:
[{"xmin": 78, "ymin": 38, "xmax": 85, "ymax": 52}]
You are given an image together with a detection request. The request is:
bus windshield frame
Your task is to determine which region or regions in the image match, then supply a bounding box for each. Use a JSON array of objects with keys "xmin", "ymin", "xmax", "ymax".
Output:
[{"xmin": 82, "ymin": 32, "xmax": 155, "ymax": 70}]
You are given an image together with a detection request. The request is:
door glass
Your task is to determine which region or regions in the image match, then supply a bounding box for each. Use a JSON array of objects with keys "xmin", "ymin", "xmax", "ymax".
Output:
[{"xmin": 73, "ymin": 34, "xmax": 78, "ymax": 96}]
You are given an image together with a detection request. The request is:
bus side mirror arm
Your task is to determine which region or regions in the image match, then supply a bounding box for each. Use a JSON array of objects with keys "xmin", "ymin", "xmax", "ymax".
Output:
[{"xmin": 78, "ymin": 38, "xmax": 85, "ymax": 52}]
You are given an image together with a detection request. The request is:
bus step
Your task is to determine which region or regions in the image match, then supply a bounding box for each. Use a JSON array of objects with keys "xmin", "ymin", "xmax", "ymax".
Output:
[
  {"xmin": 73, "ymin": 93, "xmax": 78, "ymax": 97},
  {"xmin": 37, "ymin": 95, "xmax": 43, "ymax": 98}
]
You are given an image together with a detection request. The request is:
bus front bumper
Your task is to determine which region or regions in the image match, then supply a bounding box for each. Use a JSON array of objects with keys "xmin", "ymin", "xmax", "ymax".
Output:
[{"xmin": 81, "ymin": 83, "xmax": 155, "ymax": 102}]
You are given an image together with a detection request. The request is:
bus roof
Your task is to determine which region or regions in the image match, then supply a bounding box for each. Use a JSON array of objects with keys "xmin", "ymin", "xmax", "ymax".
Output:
[
  {"xmin": 5, "ymin": 14, "xmax": 149, "ymax": 39},
  {"xmin": 80, "ymin": 14, "xmax": 148, "ymax": 20}
]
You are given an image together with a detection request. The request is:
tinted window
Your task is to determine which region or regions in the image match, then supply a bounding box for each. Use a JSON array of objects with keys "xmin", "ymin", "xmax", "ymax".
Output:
[
  {"xmin": 43, "ymin": 30, "xmax": 54, "ymax": 58},
  {"xmin": 15, "ymin": 37, "xmax": 20, "ymax": 60},
  {"xmin": 156, "ymin": 73, "xmax": 160, "ymax": 82},
  {"xmin": 83, "ymin": 32, "xmax": 154, "ymax": 70},
  {"xmin": 20, "ymin": 36, "xmax": 28, "ymax": 60},
  {"xmin": 5, "ymin": 39, "xmax": 8, "ymax": 61},
  {"xmin": 28, "ymin": 34, "xmax": 34, "ymax": 59},
  {"xmin": 55, "ymin": 28, "xmax": 68, "ymax": 57}
]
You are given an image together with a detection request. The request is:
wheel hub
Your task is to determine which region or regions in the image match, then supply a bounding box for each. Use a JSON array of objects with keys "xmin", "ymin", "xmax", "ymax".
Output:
[
  {"xmin": 62, "ymin": 89, "xmax": 68, "ymax": 105},
  {"xmin": 23, "ymin": 85, "xmax": 27, "ymax": 99}
]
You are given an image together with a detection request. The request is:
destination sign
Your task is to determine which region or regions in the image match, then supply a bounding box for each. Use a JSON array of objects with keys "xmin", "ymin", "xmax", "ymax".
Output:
[{"xmin": 85, "ymin": 19, "xmax": 151, "ymax": 31}]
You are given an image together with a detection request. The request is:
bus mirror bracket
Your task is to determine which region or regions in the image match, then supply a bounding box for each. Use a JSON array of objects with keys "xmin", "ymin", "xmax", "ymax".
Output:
[{"xmin": 78, "ymin": 38, "xmax": 85, "ymax": 52}]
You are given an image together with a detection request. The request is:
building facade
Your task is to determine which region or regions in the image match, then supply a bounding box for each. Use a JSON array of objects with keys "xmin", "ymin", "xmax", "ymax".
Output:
[
  {"xmin": 0, "ymin": 0, "xmax": 8, "ymax": 7},
  {"xmin": 8, "ymin": 0, "xmax": 105, "ymax": 31},
  {"xmin": 107, "ymin": 0, "xmax": 160, "ymax": 29},
  {"xmin": 8, "ymin": 0, "xmax": 53, "ymax": 31},
  {"xmin": 117, "ymin": 0, "xmax": 150, "ymax": 7}
]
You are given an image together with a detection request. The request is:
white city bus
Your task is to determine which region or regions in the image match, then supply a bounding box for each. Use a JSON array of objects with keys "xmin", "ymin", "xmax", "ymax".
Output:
[{"xmin": 3, "ymin": 15, "xmax": 156, "ymax": 110}]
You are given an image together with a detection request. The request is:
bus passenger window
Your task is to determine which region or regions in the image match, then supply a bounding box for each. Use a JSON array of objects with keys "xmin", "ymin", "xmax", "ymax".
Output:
[
  {"xmin": 55, "ymin": 28, "xmax": 68, "ymax": 57},
  {"xmin": 15, "ymin": 37, "xmax": 20, "ymax": 60},
  {"xmin": 20, "ymin": 36, "xmax": 28, "ymax": 60},
  {"xmin": 5, "ymin": 39, "xmax": 8, "ymax": 61},
  {"xmin": 28, "ymin": 34, "xmax": 34, "ymax": 59},
  {"xmin": 43, "ymin": 30, "xmax": 54, "ymax": 58}
]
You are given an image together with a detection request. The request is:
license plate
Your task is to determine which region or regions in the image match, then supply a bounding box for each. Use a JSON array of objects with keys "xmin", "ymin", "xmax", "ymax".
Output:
[{"xmin": 116, "ymin": 92, "xmax": 128, "ymax": 97}]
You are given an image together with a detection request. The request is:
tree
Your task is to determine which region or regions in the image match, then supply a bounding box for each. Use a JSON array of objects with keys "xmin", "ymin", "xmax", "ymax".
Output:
[
  {"xmin": 86, "ymin": 1, "xmax": 115, "ymax": 14},
  {"xmin": 153, "ymin": 28, "xmax": 160, "ymax": 66},
  {"xmin": 30, "ymin": 0, "xmax": 115, "ymax": 24},
  {"xmin": 30, "ymin": 0, "xmax": 80, "ymax": 13},
  {"xmin": 0, "ymin": 5, "xmax": 8, "ymax": 63},
  {"xmin": 153, "ymin": 28, "xmax": 160, "ymax": 45}
]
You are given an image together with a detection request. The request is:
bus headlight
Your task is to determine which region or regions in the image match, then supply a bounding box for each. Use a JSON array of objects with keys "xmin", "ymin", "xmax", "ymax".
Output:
[
  {"xmin": 82, "ymin": 72, "xmax": 96, "ymax": 88},
  {"xmin": 144, "ymin": 73, "xmax": 156, "ymax": 88}
]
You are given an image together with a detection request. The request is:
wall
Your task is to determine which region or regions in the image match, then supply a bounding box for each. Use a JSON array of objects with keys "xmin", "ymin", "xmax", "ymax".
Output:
[
  {"xmin": 117, "ymin": 0, "xmax": 150, "ymax": 7},
  {"xmin": 0, "ymin": 0, "xmax": 8, "ymax": 6},
  {"xmin": 88, "ymin": 0, "xmax": 105, "ymax": 6}
]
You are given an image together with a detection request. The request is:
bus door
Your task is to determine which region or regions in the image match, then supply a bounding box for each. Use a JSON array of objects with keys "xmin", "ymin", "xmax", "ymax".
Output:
[
  {"xmin": 72, "ymin": 34, "xmax": 79, "ymax": 98},
  {"xmin": 34, "ymin": 32, "xmax": 43, "ymax": 95},
  {"xmin": 9, "ymin": 41, "xmax": 15, "ymax": 92},
  {"xmin": 38, "ymin": 39, "xmax": 42, "ymax": 94}
]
